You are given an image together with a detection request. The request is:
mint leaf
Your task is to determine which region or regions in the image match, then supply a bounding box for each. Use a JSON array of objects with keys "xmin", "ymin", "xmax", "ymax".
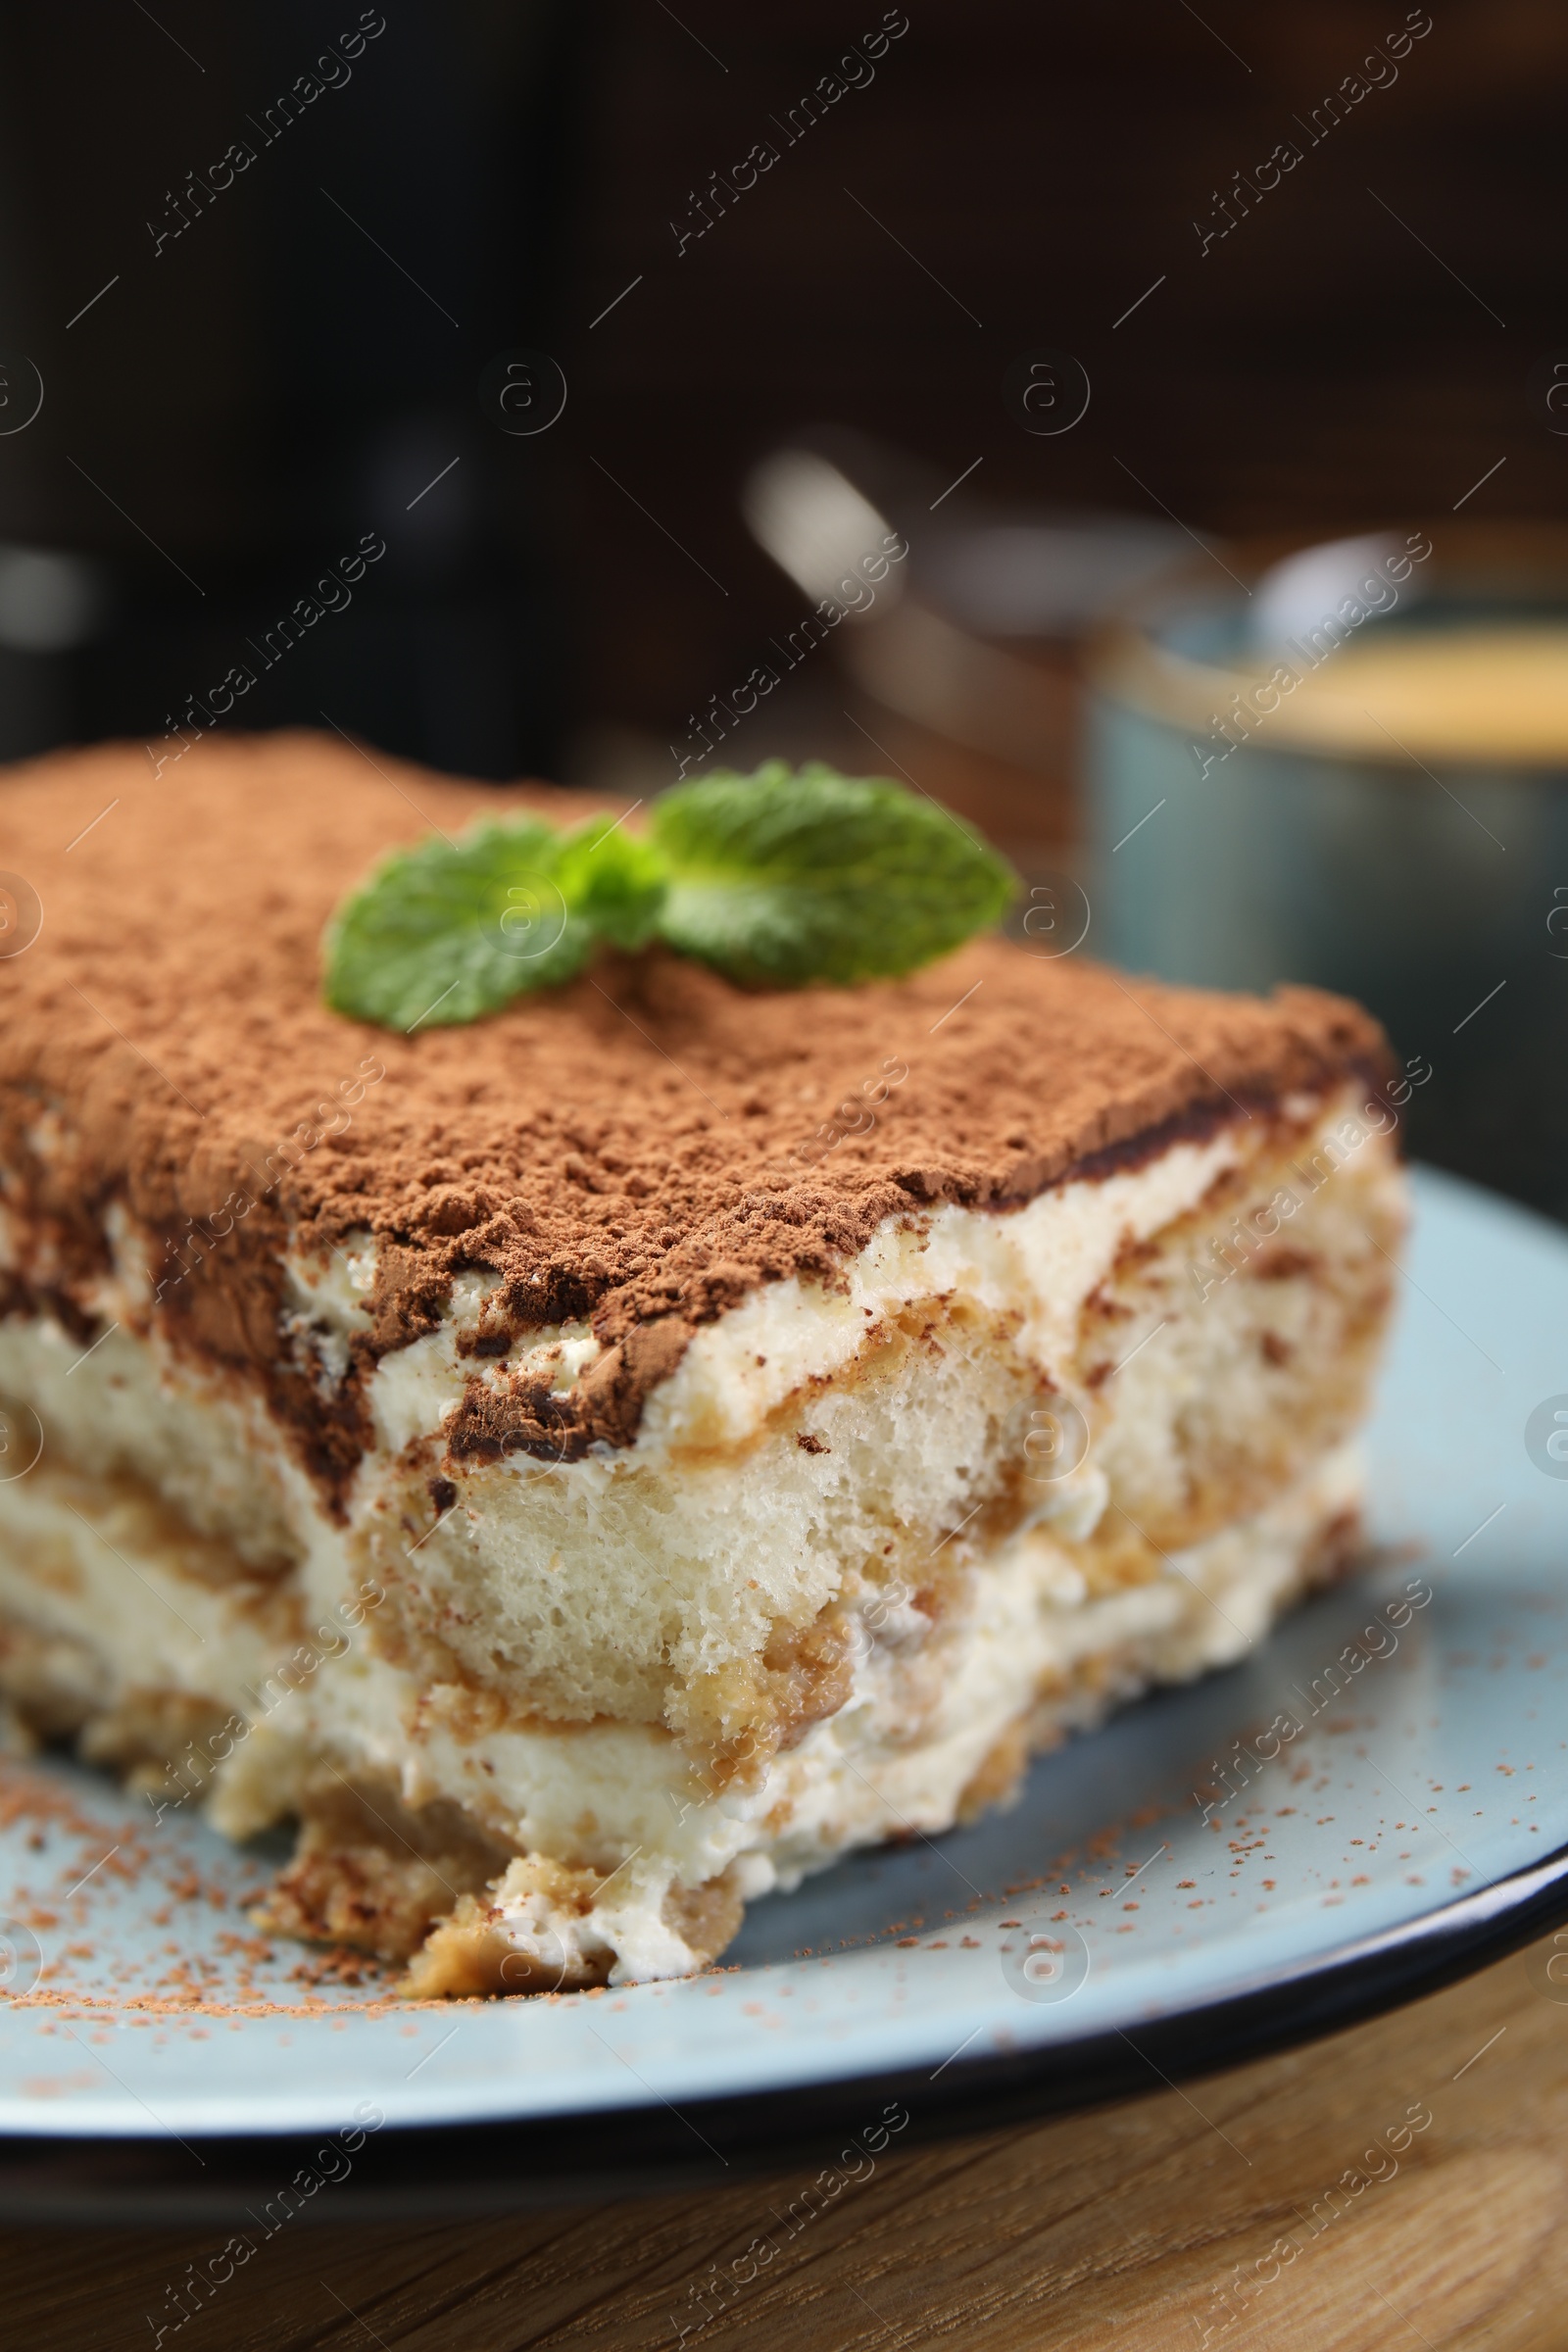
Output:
[
  {"xmin": 651, "ymin": 760, "xmax": 1016, "ymax": 986},
  {"xmin": 323, "ymin": 816, "xmax": 598, "ymax": 1031}
]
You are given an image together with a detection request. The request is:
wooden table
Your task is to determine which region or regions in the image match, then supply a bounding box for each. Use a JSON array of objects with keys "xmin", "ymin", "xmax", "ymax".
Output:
[{"xmin": 6, "ymin": 1929, "xmax": 1566, "ymax": 2351}]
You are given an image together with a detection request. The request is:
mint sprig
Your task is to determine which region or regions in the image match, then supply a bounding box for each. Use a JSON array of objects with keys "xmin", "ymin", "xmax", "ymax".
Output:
[{"xmin": 322, "ymin": 762, "xmax": 1016, "ymax": 1029}]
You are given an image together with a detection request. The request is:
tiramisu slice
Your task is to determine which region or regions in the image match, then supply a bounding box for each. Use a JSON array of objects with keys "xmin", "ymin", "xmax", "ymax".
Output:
[{"xmin": 0, "ymin": 735, "xmax": 1406, "ymax": 1991}]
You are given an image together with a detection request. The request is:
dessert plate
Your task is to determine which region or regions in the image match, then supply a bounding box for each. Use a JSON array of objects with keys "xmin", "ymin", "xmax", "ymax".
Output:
[{"xmin": 1, "ymin": 1163, "xmax": 1565, "ymax": 2218}]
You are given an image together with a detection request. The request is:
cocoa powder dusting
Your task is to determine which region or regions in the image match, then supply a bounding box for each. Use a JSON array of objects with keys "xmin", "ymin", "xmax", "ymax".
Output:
[{"xmin": 0, "ymin": 732, "xmax": 1389, "ymax": 1473}]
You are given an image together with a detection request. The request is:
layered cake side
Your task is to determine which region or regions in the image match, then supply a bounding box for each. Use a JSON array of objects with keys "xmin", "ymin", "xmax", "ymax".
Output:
[{"xmin": 0, "ymin": 734, "xmax": 1407, "ymax": 1990}]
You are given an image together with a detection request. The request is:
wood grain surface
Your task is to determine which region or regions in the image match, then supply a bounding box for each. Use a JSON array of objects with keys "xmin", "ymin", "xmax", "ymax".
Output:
[{"xmin": 5, "ymin": 1929, "xmax": 1567, "ymax": 2351}]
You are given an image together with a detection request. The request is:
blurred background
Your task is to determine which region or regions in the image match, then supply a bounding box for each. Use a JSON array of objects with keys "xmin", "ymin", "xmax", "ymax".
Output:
[{"xmin": 0, "ymin": 1, "xmax": 1566, "ymax": 1207}]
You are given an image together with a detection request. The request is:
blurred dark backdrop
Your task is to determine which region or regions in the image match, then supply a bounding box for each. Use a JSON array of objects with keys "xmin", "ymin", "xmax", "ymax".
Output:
[{"xmin": 0, "ymin": 0, "xmax": 1561, "ymax": 788}]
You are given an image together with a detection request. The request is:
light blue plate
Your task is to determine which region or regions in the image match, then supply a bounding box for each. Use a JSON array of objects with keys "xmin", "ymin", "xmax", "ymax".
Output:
[{"xmin": 1, "ymin": 1165, "xmax": 1564, "ymax": 2170}]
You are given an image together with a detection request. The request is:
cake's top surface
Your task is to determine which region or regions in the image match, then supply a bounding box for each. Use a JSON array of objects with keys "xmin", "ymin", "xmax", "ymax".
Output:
[{"xmin": 1, "ymin": 733, "xmax": 1386, "ymax": 1408}]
